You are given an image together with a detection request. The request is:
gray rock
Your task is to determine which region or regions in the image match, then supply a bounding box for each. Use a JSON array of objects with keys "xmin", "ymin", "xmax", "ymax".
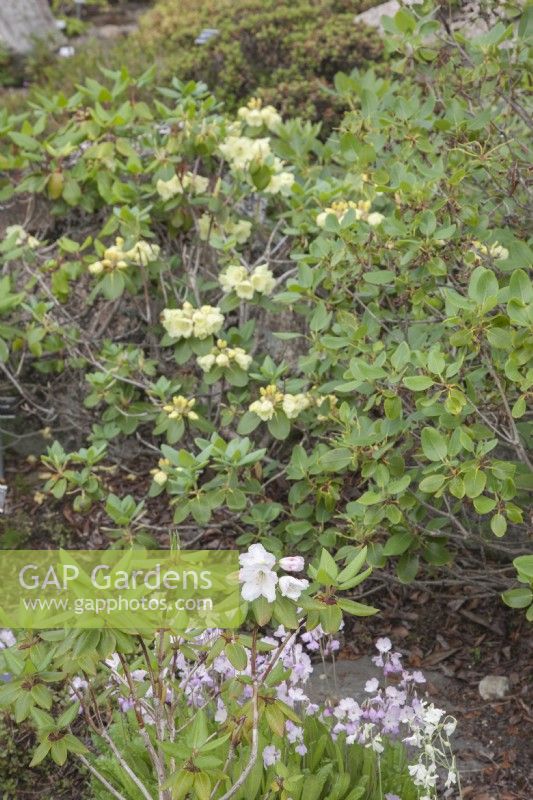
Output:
[
  {"xmin": 478, "ymin": 675, "xmax": 510, "ymax": 700},
  {"xmin": 355, "ymin": 1, "xmax": 421, "ymax": 32}
]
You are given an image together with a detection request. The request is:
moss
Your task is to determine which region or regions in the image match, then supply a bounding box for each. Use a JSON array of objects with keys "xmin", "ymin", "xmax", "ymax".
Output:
[{"xmin": 20, "ymin": 0, "xmax": 384, "ymax": 130}]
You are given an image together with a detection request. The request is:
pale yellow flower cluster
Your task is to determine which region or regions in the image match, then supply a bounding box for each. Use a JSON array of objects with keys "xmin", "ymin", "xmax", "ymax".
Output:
[
  {"xmin": 5, "ymin": 224, "xmax": 40, "ymax": 249},
  {"xmin": 162, "ymin": 395, "xmax": 198, "ymax": 421},
  {"xmin": 219, "ymin": 136, "xmax": 294, "ymax": 196},
  {"xmin": 150, "ymin": 457, "xmax": 171, "ymax": 486},
  {"xmin": 197, "ymin": 339, "xmax": 252, "ymax": 373},
  {"xmin": 249, "ymin": 385, "xmax": 311, "ymax": 421},
  {"xmin": 263, "ymin": 165, "xmax": 295, "ymax": 196},
  {"xmin": 198, "ymin": 215, "xmax": 252, "ymax": 244},
  {"xmin": 237, "ymin": 98, "xmax": 282, "ymax": 131},
  {"xmin": 161, "ymin": 302, "xmax": 224, "ymax": 340},
  {"xmin": 219, "ymin": 263, "xmax": 275, "ymax": 299},
  {"xmin": 316, "ymin": 200, "xmax": 384, "ymax": 228},
  {"xmin": 88, "ymin": 237, "xmax": 160, "ymax": 275},
  {"xmin": 219, "ymin": 136, "xmax": 271, "ymax": 170},
  {"xmin": 156, "ymin": 172, "xmax": 209, "ymax": 200},
  {"xmin": 472, "ymin": 240, "xmax": 509, "ymax": 260}
]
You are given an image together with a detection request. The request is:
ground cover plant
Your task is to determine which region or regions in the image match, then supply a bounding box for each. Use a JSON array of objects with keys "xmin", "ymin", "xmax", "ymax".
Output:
[{"xmin": 0, "ymin": 0, "xmax": 532, "ymax": 797}]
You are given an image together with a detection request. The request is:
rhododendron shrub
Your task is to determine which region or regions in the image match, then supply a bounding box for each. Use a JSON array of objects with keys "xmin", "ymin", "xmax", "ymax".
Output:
[{"xmin": 1, "ymin": 4, "xmax": 530, "ymax": 587}]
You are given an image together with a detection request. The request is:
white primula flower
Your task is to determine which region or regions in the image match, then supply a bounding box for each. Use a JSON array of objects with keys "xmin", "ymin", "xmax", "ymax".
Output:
[
  {"xmin": 250, "ymin": 264, "xmax": 275, "ymax": 295},
  {"xmin": 278, "ymin": 575, "xmax": 309, "ymax": 600},
  {"xmin": 249, "ymin": 398, "xmax": 276, "ymax": 421}
]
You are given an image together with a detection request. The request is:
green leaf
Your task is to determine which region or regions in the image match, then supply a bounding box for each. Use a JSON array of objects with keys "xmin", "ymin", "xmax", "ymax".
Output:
[
  {"xmin": 267, "ymin": 411, "xmax": 290, "ymax": 440},
  {"xmin": 383, "ymin": 532, "xmax": 414, "ymax": 556},
  {"xmin": 502, "ymin": 587, "xmax": 532, "ymax": 609},
  {"xmin": 403, "ymin": 375, "xmax": 434, "ymax": 390},
  {"xmin": 490, "ymin": 513, "xmax": 507, "ymax": 537},
  {"xmin": 337, "ymin": 546, "xmax": 367, "ymax": 583},
  {"xmin": 419, "ymin": 474, "xmax": 446, "ymax": 493},
  {"xmin": 237, "ymin": 411, "xmax": 261, "ymax": 435},
  {"xmin": 316, "ymin": 549, "xmax": 339, "ymax": 583},
  {"xmin": 468, "ymin": 266, "xmax": 498, "ymax": 305},
  {"xmin": 29, "ymin": 741, "xmax": 52, "ymax": 767},
  {"xmin": 225, "ymin": 643, "xmax": 248, "ymax": 671},
  {"xmin": 337, "ymin": 599, "xmax": 378, "ymax": 617},
  {"xmin": 464, "ymin": 468, "xmax": 486, "ymax": 498},
  {"xmin": 397, "ymin": 553, "xmax": 419, "ymax": 584},
  {"xmin": 421, "ymin": 427, "xmax": 448, "ymax": 461}
]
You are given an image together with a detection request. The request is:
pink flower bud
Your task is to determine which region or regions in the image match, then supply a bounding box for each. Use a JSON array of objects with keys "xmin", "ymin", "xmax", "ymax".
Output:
[{"xmin": 278, "ymin": 556, "xmax": 305, "ymax": 572}]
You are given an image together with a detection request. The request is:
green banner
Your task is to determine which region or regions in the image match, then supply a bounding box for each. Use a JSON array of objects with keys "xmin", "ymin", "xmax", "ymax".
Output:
[{"xmin": 0, "ymin": 550, "xmax": 242, "ymax": 630}]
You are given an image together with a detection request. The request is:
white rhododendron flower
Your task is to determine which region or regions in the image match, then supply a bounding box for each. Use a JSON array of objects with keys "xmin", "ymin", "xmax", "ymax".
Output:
[
  {"xmin": 239, "ymin": 543, "xmax": 278, "ymax": 602},
  {"xmin": 5, "ymin": 225, "xmax": 40, "ymax": 249},
  {"xmin": 472, "ymin": 239, "xmax": 509, "ymax": 260},
  {"xmin": 156, "ymin": 172, "xmax": 209, "ymax": 199},
  {"xmin": 197, "ymin": 340, "xmax": 252, "ymax": 373},
  {"xmin": 316, "ymin": 199, "xmax": 380, "ymax": 228},
  {"xmin": 152, "ymin": 470, "xmax": 168, "ymax": 486},
  {"xmin": 367, "ymin": 211, "xmax": 384, "ymax": 226},
  {"xmin": 219, "ymin": 264, "xmax": 248, "ymax": 293},
  {"xmin": 250, "ymin": 263, "xmax": 275, "ymax": 295},
  {"xmin": 160, "ymin": 307, "xmax": 194, "ymax": 339},
  {"xmin": 127, "ymin": 240, "xmax": 160, "ymax": 265},
  {"xmin": 282, "ymin": 393, "xmax": 310, "ymax": 419},
  {"xmin": 239, "ymin": 543, "xmax": 276, "ymax": 572},
  {"xmin": 88, "ymin": 237, "xmax": 158, "ymax": 274},
  {"xmin": 161, "ymin": 302, "xmax": 224, "ymax": 340},
  {"xmin": 163, "ymin": 396, "xmax": 198, "ymax": 421},
  {"xmin": 197, "ymin": 353, "xmax": 217, "ymax": 372},
  {"xmin": 219, "ymin": 136, "xmax": 271, "ymax": 170},
  {"xmin": 192, "ymin": 306, "xmax": 225, "ymax": 339},
  {"xmin": 249, "ymin": 397, "xmax": 276, "ymax": 421},
  {"xmin": 279, "ymin": 556, "xmax": 305, "ymax": 572},
  {"xmin": 278, "ymin": 575, "xmax": 309, "ymax": 600},
  {"xmin": 225, "ymin": 218, "xmax": 252, "ymax": 243},
  {"xmin": 219, "ymin": 263, "xmax": 275, "ymax": 298},
  {"xmin": 264, "ymin": 171, "xmax": 294, "ymax": 195},
  {"xmin": 88, "ymin": 261, "xmax": 104, "ymax": 275},
  {"xmin": 238, "ymin": 98, "xmax": 282, "ymax": 131}
]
